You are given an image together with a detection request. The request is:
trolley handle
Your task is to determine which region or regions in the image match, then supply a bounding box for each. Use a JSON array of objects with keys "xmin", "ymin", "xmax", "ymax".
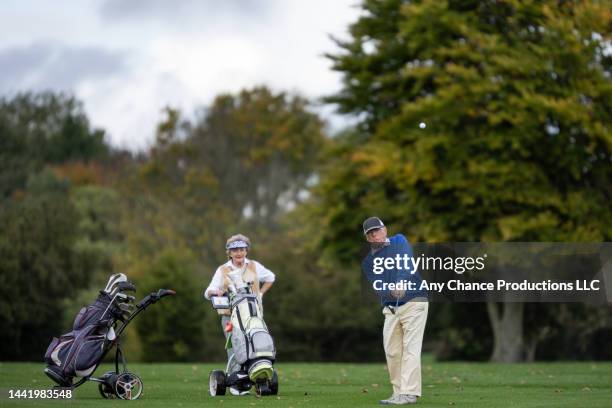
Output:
[{"xmin": 136, "ymin": 289, "xmax": 176, "ymax": 308}]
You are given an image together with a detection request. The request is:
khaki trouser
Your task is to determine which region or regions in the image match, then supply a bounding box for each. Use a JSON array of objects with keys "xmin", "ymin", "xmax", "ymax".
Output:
[{"xmin": 382, "ymin": 299, "xmax": 428, "ymax": 397}]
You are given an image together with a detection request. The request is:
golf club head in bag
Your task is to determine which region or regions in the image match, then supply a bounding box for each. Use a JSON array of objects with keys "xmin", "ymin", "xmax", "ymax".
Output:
[{"xmin": 104, "ymin": 273, "xmax": 136, "ymax": 296}]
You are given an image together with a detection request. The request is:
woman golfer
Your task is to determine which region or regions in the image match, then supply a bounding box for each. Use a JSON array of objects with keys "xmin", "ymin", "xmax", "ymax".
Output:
[{"xmin": 204, "ymin": 234, "xmax": 275, "ymax": 396}]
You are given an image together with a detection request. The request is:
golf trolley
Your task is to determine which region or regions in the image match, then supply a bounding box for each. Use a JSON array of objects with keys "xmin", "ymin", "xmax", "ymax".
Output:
[
  {"xmin": 207, "ymin": 284, "xmax": 279, "ymax": 397},
  {"xmin": 44, "ymin": 274, "xmax": 175, "ymax": 400}
]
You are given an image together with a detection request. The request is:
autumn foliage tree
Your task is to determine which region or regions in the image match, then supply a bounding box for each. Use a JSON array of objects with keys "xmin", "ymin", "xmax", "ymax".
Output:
[
  {"xmin": 321, "ymin": 0, "xmax": 611, "ymax": 361},
  {"xmin": 123, "ymin": 86, "xmax": 329, "ymax": 358}
]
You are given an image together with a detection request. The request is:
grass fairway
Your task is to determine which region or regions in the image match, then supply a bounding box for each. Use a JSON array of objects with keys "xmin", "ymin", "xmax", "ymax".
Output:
[{"xmin": 1, "ymin": 358, "xmax": 611, "ymax": 407}]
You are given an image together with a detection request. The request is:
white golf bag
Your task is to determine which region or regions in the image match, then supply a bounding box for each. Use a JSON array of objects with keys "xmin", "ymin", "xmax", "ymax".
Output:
[
  {"xmin": 208, "ymin": 285, "xmax": 278, "ymax": 396},
  {"xmin": 230, "ymin": 292, "xmax": 276, "ymax": 381}
]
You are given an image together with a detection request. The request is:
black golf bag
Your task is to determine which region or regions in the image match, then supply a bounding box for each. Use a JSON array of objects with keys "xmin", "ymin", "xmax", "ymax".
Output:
[
  {"xmin": 44, "ymin": 291, "xmax": 125, "ymax": 383},
  {"xmin": 43, "ymin": 273, "xmax": 175, "ymax": 400}
]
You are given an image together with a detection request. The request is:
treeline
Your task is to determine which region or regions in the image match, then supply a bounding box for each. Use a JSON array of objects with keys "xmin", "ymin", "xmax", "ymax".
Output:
[{"xmin": 1, "ymin": 0, "xmax": 611, "ymax": 362}]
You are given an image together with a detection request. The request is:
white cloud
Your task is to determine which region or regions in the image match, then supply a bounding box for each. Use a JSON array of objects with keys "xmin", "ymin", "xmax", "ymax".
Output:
[{"xmin": 0, "ymin": 0, "xmax": 360, "ymax": 150}]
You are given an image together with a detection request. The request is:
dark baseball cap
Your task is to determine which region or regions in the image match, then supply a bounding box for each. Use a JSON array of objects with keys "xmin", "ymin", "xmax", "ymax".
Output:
[{"xmin": 363, "ymin": 216, "xmax": 385, "ymax": 234}]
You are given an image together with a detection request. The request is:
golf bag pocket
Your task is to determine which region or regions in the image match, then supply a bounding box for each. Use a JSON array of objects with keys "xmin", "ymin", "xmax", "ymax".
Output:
[
  {"xmin": 73, "ymin": 307, "xmax": 92, "ymax": 330},
  {"xmin": 231, "ymin": 333, "xmax": 249, "ymax": 364},
  {"xmin": 44, "ymin": 334, "xmax": 74, "ymax": 366},
  {"xmin": 73, "ymin": 335, "xmax": 105, "ymax": 377},
  {"xmin": 72, "ymin": 294, "xmax": 113, "ymax": 330},
  {"xmin": 45, "ymin": 324, "xmax": 106, "ymax": 378},
  {"xmin": 249, "ymin": 329, "xmax": 275, "ymax": 359},
  {"xmin": 73, "ymin": 306, "xmax": 99, "ymax": 330}
]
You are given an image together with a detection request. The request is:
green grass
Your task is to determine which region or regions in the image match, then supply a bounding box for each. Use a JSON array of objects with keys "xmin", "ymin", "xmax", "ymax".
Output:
[{"xmin": 1, "ymin": 357, "xmax": 611, "ymax": 407}]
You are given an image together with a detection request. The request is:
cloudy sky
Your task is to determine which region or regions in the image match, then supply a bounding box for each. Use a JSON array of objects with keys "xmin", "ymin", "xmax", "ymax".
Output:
[{"xmin": 0, "ymin": 0, "xmax": 361, "ymax": 151}]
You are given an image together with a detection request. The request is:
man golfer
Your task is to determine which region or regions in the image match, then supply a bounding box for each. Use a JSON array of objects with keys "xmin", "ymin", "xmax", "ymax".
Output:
[{"xmin": 361, "ymin": 217, "xmax": 428, "ymax": 405}]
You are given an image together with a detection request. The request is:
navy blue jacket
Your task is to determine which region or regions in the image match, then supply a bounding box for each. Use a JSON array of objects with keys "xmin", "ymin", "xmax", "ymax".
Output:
[{"xmin": 362, "ymin": 234, "xmax": 427, "ymax": 305}]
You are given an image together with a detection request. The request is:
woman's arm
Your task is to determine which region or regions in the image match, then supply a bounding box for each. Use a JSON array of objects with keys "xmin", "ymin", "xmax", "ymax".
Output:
[
  {"xmin": 260, "ymin": 281, "xmax": 274, "ymax": 295},
  {"xmin": 254, "ymin": 261, "xmax": 275, "ymax": 295},
  {"xmin": 204, "ymin": 268, "xmax": 224, "ymax": 299}
]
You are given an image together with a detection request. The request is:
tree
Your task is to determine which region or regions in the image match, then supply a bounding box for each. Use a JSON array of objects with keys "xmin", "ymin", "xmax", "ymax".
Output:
[
  {"xmin": 168, "ymin": 86, "xmax": 326, "ymax": 225},
  {"xmin": 0, "ymin": 92, "xmax": 108, "ymax": 199},
  {"xmin": 0, "ymin": 171, "xmax": 86, "ymax": 360},
  {"xmin": 323, "ymin": 0, "xmax": 611, "ymax": 361},
  {"xmin": 135, "ymin": 250, "xmax": 206, "ymax": 362},
  {"xmin": 0, "ymin": 91, "xmax": 113, "ymax": 360},
  {"xmin": 119, "ymin": 86, "xmax": 330, "ymax": 360},
  {"xmin": 126, "ymin": 87, "xmax": 327, "ymax": 261},
  {"xmin": 71, "ymin": 185, "xmax": 123, "ymax": 282}
]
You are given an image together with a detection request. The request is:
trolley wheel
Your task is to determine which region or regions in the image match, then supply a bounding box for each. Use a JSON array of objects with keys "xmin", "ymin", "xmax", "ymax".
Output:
[
  {"xmin": 98, "ymin": 371, "xmax": 117, "ymax": 399},
  {"xmin": 256, "ymin": 370, "xmax": 279, "ymax": 396},
  {"xmin": 99, "ymin": 382, "xmax": 115, "ymax": 399},
  {"xmin": 270, "ymin": 371, "xmax": 279, "ymax": 395},
  {"xmin": 114, "ymin": 372, "xmax": 143, "ymax": 400},
  {"xmin": 209, "ymin": 370, "xmax": 227, "ymax": 396}
]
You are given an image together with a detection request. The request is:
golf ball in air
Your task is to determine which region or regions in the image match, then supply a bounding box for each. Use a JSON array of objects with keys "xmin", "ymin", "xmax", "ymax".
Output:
[{"xmin": 419, "ymin": 122, "xmax": 426, "ymax": 129}]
